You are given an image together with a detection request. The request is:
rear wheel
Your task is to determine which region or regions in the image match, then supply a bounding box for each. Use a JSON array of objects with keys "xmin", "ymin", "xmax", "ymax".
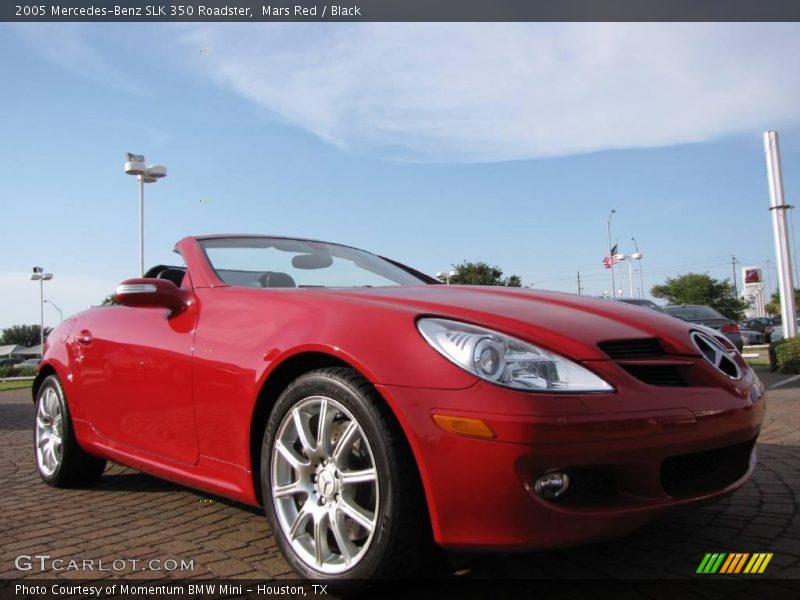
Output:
[
  {"xmin": 34, "ymin": 375, "xmax": 106, "ymax": 487},
  {"xmin": 261, "ymin": 367, "xmax": 430, "ymax": 581}
]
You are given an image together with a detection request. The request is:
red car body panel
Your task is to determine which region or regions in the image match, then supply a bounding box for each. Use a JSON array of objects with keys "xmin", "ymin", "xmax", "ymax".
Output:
[{"xmin": 37, "ymin": 235, "xmax": 764, "ymax": 549}]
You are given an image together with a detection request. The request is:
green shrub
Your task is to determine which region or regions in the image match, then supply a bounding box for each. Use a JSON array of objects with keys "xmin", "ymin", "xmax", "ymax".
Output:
[
  {"xmin": 774, "ymin": 337, "xmax": 800, "ymax": 374},
  {"xmin": 0, "ymin": 366, "xmax": 37, "ymax": 378}
]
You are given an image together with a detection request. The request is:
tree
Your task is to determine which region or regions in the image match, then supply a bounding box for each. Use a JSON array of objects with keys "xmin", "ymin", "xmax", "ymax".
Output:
[
  {"xmin": 0, "ymin": 324, "xmax": 53, "ymax": 347},
  {"xmin": 650, "ymin": 273, "xmax": 750, "ymax": 321},
  {"xmin": 444, "ymin": 261, "xmax": 523, "ymax": 287},
  {"xmin": 765, "ymin": 289, "xmax": 800, "ymax": 316}
]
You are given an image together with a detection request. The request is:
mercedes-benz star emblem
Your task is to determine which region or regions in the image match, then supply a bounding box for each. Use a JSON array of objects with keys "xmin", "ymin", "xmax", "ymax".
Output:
[{"xmin": 690, "ymin": 331, "xmax": 741, "ymax": 379}]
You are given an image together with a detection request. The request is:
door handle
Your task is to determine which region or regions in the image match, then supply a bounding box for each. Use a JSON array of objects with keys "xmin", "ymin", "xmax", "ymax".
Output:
[{"xmin": 77, "ymin": 330, "xmax": 93, "ymax": 345}]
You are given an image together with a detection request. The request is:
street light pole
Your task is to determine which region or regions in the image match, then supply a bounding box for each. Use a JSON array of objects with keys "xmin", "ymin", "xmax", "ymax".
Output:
[
  {"xmin": 139, "ymin": 174, "xmax": 145, "ymax": 278},
  {"xmin": 44, "ymin": 300, "xmax": 63, "ymax": 322},
  {"xmin": 626, "ymin": 256, "xmax": 634, "ymax": 297},
  {"xmin": 125, "ymin": 153, "xmax": 167, "ymax": 277},
  {"xmin": 436, "ymin": 270, "xmax": 458, "ymax": 285},
  {"xmin": 632, "ymin": 237, "xmax": 644, "ymax": 298},
  {"xmin": 607, "ymin": 209, "xmax": 616, "ymax": 298},
  {"xmin": 29, "ymin": 267, "xmax": 53, "ymax": 356}
]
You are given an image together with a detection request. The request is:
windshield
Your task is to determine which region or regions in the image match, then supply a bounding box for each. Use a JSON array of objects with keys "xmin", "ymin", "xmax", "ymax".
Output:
[
  {"xmin": 199, "ymin": 237, "xmax": 428, "ymax": 288},
  {"xmin": 665, "ymin": 305, "xmax": 726, "ymax": 320}
]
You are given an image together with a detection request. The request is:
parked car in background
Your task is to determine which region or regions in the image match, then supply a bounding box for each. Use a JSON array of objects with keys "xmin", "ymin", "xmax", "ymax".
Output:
[
  {"xmin": 18, "ymin": 358, "xmax": 41, "ymax": 368},
  {"xmin": 663, "ymin": 305, "xmax": 744, "ymax": 352},
  {"xmin": 0, "ymin": 358, "xmax": 23, "ymax": 367},
  {"xmin": 742, "ymin": 318, "xmax": 774, "ymax": 342},
  {"xmin": 615, "ymin": 299, "xmax": 740, "ymax": 353},
  {"xmin": 615, "ymin": 298, "xmax": 664, "ymax": 312},
  {"xmin": 766, "ymin": 316, "xmax": 800, "ymax": 343},
  {"xmin": 739, "ymin": 329, "xmax": 765, "ymax": 345}
]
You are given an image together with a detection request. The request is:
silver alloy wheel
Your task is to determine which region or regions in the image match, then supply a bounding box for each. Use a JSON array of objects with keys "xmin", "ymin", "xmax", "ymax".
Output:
[
  {"xmin": 35, "ymin": 386, "xmax": 63, "ymax": 477},
  {"xmin": 271, "ymin": 395, "xmax": 380, "ymax": 575}
]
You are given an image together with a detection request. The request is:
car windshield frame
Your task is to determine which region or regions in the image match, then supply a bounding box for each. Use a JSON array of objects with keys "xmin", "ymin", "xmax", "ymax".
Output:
[{"xmin": 198, "ymin": 236, "xmax": 431, "ymax": 289}]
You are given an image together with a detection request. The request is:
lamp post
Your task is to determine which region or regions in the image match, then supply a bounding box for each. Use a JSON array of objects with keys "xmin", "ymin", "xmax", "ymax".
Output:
[
  {"xmin": 623, "ymin": 254, "xmax": 635, "ymax": 297},
  {"xmin": 607, "ymin": 209, "xmax": 616, "ymax": 298},
  {"xmin": 124, "ymin": 153, "xmax": 167, "ymax": 277},
  {"xmin": 436, "ymin": 270, "xmax": 458, "ymax": 285},
  {"xmin": 631, "ymin": 237, "xmax": 644, "ymax": 298},
  {"xmin": 44, "ymin": 299, "xmax": 63, "ymax": 322},
  {"xmin": 29, "ymin": 267, "xmax": 53, "ymax": 356}
]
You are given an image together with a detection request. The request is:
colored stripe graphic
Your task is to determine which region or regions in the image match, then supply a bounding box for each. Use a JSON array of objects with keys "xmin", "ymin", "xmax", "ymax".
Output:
[
  {"xmin": 733, "ymin": 553, "xmax": 750, "ymax": 573},
  {"xmin": 720, "ymin": 553, "xmax": 749, "ymax": 573},
  {"xmin": 743, "ymin": 553, "xmax": 773, "ymax": 574},
  {"xmin": 698, "ymin": 552, "xmax": 773, "ymax": 574},
  {"xmin": 697, "ymin": 553, "xmax": 727, "ymax": 573},
  {"xmin": 697, "ymin": 553, "xmax": 714, "ymax": 573}
]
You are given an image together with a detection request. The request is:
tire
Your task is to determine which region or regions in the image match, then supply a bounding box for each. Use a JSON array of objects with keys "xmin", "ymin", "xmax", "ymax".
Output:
[
  {"xmin": 34, "ymin": 375, "xmax": 106, "ymax": 487},
  {"xmin": 261, "ymin": 367, "xmax": 431, "ymax": 582}
]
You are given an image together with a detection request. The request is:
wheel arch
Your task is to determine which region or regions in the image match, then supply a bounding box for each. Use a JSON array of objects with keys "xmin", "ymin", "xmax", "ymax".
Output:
[
  {"xmin": 250, "ymin": 352, "xmax": 351, "ymax": 505},
  {"xmin": 32, "ymin": 363, "xmax": 58, "ymax": 403},
  {"xmin": 248, "ymin": 351, "xmax": 433, "ymax": 536}
]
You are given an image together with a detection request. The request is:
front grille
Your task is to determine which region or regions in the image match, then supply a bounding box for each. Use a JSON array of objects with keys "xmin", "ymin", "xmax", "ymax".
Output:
[
  {"xmin": 598, "ymin": 338, "xmax": 664, "ymax": 359},
  {"xmin": 661, "ymin": 438, "xmax": 756, "ymax": 498},
  {"xmin": 621, "ymin": 365, "xmax": 687, "ymax": 387}
]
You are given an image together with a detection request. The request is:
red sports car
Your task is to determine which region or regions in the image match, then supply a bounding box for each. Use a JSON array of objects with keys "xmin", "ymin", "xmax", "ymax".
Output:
[{"xmin": 33, "ymin": 235, "xmax": 764, "ymax": 580}]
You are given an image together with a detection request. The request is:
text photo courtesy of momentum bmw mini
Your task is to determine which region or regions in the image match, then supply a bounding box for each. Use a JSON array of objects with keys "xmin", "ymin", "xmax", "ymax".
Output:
[{"xmin": 33, "ymin": 234, "xmax": 764, "ymax": 581}]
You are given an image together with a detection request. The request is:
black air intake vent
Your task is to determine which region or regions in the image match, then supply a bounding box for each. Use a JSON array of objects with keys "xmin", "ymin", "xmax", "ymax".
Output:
[
  {"xmin": 661, "ymin": 438, "xmax": 756, "ymax": 497},
  {"xmin": 621, "ymin": 365, "xmax": 686, "ymax": 387},
  {"xmin": 598, "ymin": 338, "xmax": 665, "ymax": 359}
]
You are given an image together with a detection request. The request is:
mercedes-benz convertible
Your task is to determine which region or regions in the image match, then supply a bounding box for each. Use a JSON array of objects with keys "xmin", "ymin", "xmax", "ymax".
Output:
[{"xmin": 33, "ymin": 235, "xmax": 764, "ymax": 580}]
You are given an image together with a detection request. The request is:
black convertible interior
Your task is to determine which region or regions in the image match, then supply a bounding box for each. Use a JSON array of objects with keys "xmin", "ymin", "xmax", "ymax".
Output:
[{"xmin": 144, "ymin": 265, "xmax": 186, "ymax": 287}]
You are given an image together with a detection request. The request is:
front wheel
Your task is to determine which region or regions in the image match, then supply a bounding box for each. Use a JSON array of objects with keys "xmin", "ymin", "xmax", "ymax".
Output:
[
  {"xmin": 34, "ymin": 375, "xmax": 106, "ymax": 487},
  {"xmin": 261, "ymin": 367, "xmax": 430, "ymax": 581}
]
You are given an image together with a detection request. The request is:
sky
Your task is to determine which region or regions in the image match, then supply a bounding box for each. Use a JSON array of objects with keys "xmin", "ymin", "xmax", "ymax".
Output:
[{"xmin": 2, "ymin": 22, "xmax": 800, "ymax": 331}]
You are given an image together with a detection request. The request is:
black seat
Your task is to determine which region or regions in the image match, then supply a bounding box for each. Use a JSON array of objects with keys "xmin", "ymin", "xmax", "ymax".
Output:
[
  {"xmin": 156, "ymin": 268, "xmax": 185, "ymax": 287},
  {"xmin": 259, "ymin": 271, "xmax": 296, "ymax": 288}
]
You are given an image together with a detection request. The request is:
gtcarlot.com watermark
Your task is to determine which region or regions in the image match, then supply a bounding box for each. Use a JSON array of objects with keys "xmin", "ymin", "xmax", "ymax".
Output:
[{"xmin": 15, "ymin": 554, "xmax": 194, "ymax": 572}]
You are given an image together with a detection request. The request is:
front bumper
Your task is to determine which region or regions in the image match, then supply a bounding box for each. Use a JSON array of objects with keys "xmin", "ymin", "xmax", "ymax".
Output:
[{"xmin": 377, "ymin": 359, "xmax": 764, "ymax": 549}]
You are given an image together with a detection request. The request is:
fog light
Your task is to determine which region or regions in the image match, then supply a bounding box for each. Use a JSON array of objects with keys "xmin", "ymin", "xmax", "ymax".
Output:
[{"xmin": 534, "ymin": 471, "xmax": 570, "ymax": 499}]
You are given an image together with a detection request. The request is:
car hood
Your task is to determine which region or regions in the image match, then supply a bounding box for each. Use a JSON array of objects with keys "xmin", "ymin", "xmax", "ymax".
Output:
[{"xmin": 316, "ymin": 285, "xmax": 700, "ymax": 361}]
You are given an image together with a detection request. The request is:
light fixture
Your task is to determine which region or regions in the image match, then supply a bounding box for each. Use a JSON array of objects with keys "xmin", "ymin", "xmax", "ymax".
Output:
[{"xmin": 124, "ymin": 153, "xmax": 168, "ymax": 276}]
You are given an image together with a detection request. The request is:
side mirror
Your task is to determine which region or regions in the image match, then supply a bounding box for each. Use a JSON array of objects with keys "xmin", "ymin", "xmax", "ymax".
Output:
[{"xmin": 113, "ymin": 278, "xmax": 185, "ymax": 312}]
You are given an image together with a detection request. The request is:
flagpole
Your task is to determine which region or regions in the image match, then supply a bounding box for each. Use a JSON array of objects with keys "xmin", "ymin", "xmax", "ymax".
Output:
[{"xmin": 607, "ymin": 209, "xmax": 616, "ymax": 298}]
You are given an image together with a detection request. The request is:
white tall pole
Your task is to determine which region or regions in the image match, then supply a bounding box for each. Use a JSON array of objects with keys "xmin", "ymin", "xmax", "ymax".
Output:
[
  {"xmin": 629, "ymin": 260, "xmax": 634, "ymax": 297},
  {"xmin": 632, "ymin": 237, "xmax": 645, "ymax": 298},
  {"xmin": 764, "ymin": 131, "xmax": 797, "ymax": 339},
  {"xmin": 139, "ymin": 175, "xmax": 145, "ymax": 277},
  {"xmin": 607, "ymin": 210, "xmax": 616, "ymax": 298},
  {"xmin": 39, "ymin": 276, "xmax": 44, "ymax": 354}
]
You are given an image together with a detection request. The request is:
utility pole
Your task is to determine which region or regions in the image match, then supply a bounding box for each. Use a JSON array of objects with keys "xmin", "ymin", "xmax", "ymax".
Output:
[
  {"xmin": 577, "ymin": 271, "xmax": 582, "ymax": 295},
  {"xmin": 731, "ymin": 255, "xmax": 738, "ymax": 293},
  {"xmin": 764, "ymin": 131, "xmax": 797, "ymax": 339},
  {"xmin": 607, "ymin": 209, "xmax": 616, "ymax": 298},
  {"xmin": 631, "ymin": 237, "xmax": 645, "ymax": 298}
]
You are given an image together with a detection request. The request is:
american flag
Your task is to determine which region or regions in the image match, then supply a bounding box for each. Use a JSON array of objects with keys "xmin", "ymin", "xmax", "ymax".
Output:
[{"xmin": 603, "ymin": 244, "xmax": 623, "ymax": 269}]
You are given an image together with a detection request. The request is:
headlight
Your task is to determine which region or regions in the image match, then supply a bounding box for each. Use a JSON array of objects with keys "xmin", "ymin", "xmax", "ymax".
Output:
[{"xmin": 417, "ymin": 318, "xmax": 613, "ymax": 393}]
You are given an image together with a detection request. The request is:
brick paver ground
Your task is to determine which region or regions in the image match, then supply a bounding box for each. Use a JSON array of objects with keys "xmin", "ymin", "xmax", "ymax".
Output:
[{"xmin": 1, "ymin": 369, "xmax": 798, "ymax": 581}]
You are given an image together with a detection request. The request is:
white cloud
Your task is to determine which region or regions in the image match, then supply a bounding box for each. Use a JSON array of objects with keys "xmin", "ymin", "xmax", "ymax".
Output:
[
  {"xmin": 174, "ymin": 23, "xmax": 800, "ymax": 162},
  {"xmin": 11, "ymin": 23, "xmax": 147, "ymax": 95}
]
